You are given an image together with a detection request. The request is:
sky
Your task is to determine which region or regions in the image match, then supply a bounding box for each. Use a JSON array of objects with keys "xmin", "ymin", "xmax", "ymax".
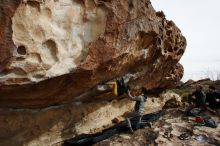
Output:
[{"xmin": 151, "ymin": 0, "xmax": 220, "ymax": 81}]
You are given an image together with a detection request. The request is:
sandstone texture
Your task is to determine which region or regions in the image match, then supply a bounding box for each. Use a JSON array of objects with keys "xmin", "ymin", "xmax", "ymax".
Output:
[
  {"xmin": 0, "ymin": 0, "xmax": 186, "ymax": 108},
  {"xmin": 0, "ymin": 0, "xmax": 187, "ymax": 146},
  {"xmin": 0, "ymin": 92, "xmax": 181, "ymax": 146}
]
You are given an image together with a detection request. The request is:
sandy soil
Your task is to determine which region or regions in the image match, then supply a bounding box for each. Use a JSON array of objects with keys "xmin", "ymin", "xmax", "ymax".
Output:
[{"xmin": 95, "ymin": 107, "xmax": 220, "ymax": 146}]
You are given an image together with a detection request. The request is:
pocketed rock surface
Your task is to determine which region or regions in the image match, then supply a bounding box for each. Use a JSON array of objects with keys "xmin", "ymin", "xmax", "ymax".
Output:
[
  {"xmin": 0, "ymin": 0, "xmax": 187, "ymax": 145},
  {"xmin": 0, "ymin": 0, "xmax": 186, "ymax": 108}
]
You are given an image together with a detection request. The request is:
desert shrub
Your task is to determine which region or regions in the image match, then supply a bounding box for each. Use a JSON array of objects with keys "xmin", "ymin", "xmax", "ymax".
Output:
[
  {"xmin": 168, "ymin": 88, "xmax": 190, "ymax": 102},
  {"xmin": 203, "ymin": 70, "xmax": 220, "ymax": 81}
]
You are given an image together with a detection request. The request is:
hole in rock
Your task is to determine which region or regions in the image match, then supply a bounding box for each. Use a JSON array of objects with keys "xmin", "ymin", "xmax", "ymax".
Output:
[
  {"xmin": 156, "ymin": 37, "xmax": 162, "ymax": 45},
  {"xmin": 10, "ymin": 68, "xmax": 27, "ymax": 76},
  {"xmin": 177, "ymin": 49, "xmax": 184, "ymax": 56},
  {"xmin": 16, "ymin": 57, "xmax": 25, "ymax": 61},
  {"xmin": 174, "ymin": 47, "xmax": 178, "ymax": 51},
  {"xmin": 145, "ymin": 2, "xmax": 149, "ymax": 8},
  {"xmin": 17, "ymin": 46, "xmax": 27, "ymax": 55},
  {"xmin": 102, "ymin": 0, "xmax": 111, "ymax": 2},
  {"xmin": 33, "ymin": 74, "xmax": 45, "ymax": 79},
  {"xmin": 152, "ymin": 99, "xmax": 155, "ymax": 103},
  {"xmin": 138, "ymin": 31, "xmax": 156, "ymax": 50},
  {"xmin": 42, "ymin": 8, "xmax": 52, "ymax": 18},
  {"xmin": 42, "ymin": 39, "xmax": 59, "ymax": 63},
  {"xmin": 27, "ymin": 1, "xmax": 40, "ymax": 11},
  {"xmin": 167, "ymin": 21, "xmax": 173, "ymax": 27},
  {"xmin": 168, "ymin": 48, "xmax": 173, "ymax": 52},
  {"xmin": 166, "ymin": 30, "xmax": 172, "ymax": 36},
  {"xmin": 156, "ymin": 11, "xmax": 165, "ymax": 18},
  {"xmin": 128, "ymin": 0, "xmax": 134, "ymax": 9}
]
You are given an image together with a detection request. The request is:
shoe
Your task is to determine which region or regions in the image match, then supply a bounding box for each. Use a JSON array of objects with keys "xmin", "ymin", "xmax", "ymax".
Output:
[
  {"xmin": 147, "ymin": 122, "xmax": 152, "ymax": 128},
  {"xmin": 128, "ymin": 127, "xmax": 134, "ymax": 134},
  {"xmin": 178, "ymin": 133, "xmax": 190, "ymax": 140}
]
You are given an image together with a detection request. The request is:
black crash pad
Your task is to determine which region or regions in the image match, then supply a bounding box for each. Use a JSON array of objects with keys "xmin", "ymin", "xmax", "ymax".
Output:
[{"xmin": 64, "ymin": 111, "xmax": 164, "ymax": 146}]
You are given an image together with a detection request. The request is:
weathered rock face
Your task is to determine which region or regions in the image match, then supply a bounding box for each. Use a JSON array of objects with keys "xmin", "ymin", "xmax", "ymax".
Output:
[
  {"xmin": 0, "ymin": 0, "xmax": 186, "ymax": 108},
  {"xmin": 0, "ymin": 0, "xmax": 186, "ymax": 145},
  {"xmin": 0, "ymin": 91, "xmax": 181, "ymax": 146}
]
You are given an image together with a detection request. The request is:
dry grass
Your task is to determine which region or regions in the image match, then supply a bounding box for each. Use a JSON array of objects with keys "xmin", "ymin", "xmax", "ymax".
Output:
[
  {"xmin": 202, "ymin": 70, "xmax": 220, "ymax": 81},
  {"xmin": 169, "ymin": 77, "xmax": 220, "ymax": 102}
]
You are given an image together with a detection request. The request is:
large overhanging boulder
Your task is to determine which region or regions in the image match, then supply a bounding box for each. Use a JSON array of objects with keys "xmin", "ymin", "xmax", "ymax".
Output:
[
  {"xmin": 0, "ymin": 0, "xmax": 186, "ymax": 108},
  {"xmin": 0, "ymin": 0, "xmax": 186, "ymax": 145}
]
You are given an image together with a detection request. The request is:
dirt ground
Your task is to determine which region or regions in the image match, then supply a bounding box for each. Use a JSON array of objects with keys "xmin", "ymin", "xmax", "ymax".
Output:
[{"xmin": 95, "ymin": 107, "xmax": 220, "ymax": 146}]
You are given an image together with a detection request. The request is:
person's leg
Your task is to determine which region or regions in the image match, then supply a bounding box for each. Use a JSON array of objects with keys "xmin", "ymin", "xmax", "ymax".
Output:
[
  {"xmin": 135, "ymin": 116, "xmax": 142, "ymax": 130},
  {"xmin": 126, "ymin": 111, "xmax": 136, "ymax": 132},
  {"xmin": 126, "ymin": 118, "xmax": 134, "ymax": 133},
  {"xmin": 205, "ymin": 106, "xmax": 216, "ymax": 114},
  {"xmin": 215, "ymin": 109, "xmax": 220, "ymax": 116}
]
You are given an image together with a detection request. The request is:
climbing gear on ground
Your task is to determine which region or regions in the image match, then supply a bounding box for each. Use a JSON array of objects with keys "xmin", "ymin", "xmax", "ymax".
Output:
[
  {"xmin": 204, "ymin": 117, "xmax": 218, "ymax": 128},
  {"xmin": 195, "ymin": 116, "xmax": 204, "ymax": 123},
  {"xmin": 163, "ymin": 131, "xmax": 172, "ymax": 139},
  {"xmin": 178, "ymin": 133, "xmax": 190, "ymax": 140},
  {"xmin": 195, "ymin": 116, "xmax": 205, "ymax": 126},
  {"xmin": 64, "ymin": 111, "xmax": 164, "ymax": 146},
  {"xmin": 188, "ymin": 108, "xmax": 202, "ymax": 117}
]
